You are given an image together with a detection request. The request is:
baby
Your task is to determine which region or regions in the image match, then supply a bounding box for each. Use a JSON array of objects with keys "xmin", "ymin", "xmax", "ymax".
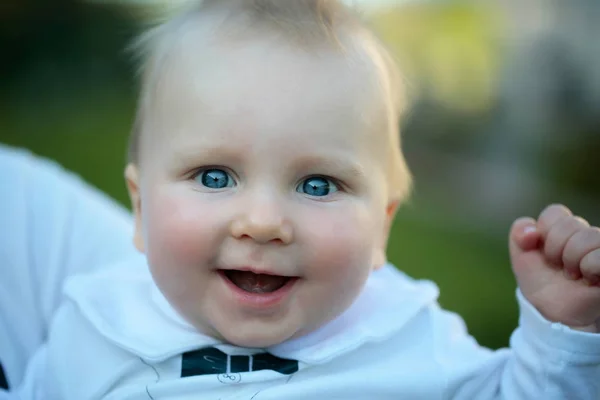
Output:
[{"xmin": 17, "ymin": 1, "xmax": 600, "ymax": 399}]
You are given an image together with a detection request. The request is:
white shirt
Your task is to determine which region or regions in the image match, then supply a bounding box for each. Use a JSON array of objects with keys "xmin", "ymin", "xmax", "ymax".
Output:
[
  {"xmin": 0, "ymin": 145, "xmax": 137, "ymax": 392},
  {"xmin": 17, "ymin": 256, "xmax": 600, "ymax": 399}
]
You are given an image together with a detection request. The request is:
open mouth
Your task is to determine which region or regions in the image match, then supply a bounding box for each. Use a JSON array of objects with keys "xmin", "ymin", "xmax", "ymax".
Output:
[{"xmin": 221, "ymin": 270, "xmax": 292, "ymax": 294}]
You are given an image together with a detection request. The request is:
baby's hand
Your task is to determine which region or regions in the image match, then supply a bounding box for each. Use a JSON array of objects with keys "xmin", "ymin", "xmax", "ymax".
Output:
[{"xmin": 510, "ymin": 204, "xmax": 600, "ymax": 332}]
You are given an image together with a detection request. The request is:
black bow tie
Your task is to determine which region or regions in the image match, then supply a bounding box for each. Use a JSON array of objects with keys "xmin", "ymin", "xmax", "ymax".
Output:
[{"xmin": 181, "ymin": 347, "xmax": 298, "ymax": 377}]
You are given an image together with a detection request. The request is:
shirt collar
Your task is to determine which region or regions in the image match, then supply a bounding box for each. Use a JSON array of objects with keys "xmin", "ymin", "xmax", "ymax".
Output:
[{"xmin": 64, "ymin": 257, "xmax": 439, "ymax": 364}]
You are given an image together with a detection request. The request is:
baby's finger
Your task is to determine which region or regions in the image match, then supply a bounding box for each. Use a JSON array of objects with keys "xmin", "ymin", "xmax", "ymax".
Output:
[
  {"xmin": 509, "ymin": 217, "xmax": 541, "ymax": 259},
  {"xmin": 580, "ymin": 248, "xmax": 600, "ymax": 286},
  {"xmin": 537, "ymin": 204, "xmax": 572, "ymax": 237},
  {"xmin": 544, "ymin": 216, "xmax": 589, "ymax": 267},
  {"xmin": 563, "ymin": 227, "xmax": 600, "ymax": 278}
]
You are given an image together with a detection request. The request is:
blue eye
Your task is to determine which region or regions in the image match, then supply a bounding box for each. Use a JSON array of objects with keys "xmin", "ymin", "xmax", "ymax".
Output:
[
  {"xmin": 196, "ymin": 169, "xmax": 235, "ymax": 189},
  {"xmin": 297, "ymin": 177, "xmax": 338, "ymax": 197}
]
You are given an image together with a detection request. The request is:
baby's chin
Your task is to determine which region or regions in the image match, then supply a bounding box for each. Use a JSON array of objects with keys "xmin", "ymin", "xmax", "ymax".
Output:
[
  {"xmin": 198, "ymin": 306, "xmax": 346, "ymax": 348},
  {"xmin": 171, "ymin": 300, "xmax": 306, "ymax": 348},
  {"xmin": 216, "ymin": 326, "xmax": 298, "ymax": 349}
]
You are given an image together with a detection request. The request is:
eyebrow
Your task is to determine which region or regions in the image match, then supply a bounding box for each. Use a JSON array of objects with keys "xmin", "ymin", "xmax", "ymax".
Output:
[
  {"xmin": 170, "ymin": 144, "xmax": 242, "ymax": 168},
  {"xmin": 291, "ymin": 155, "xmax": 367, "ymax": 181}
]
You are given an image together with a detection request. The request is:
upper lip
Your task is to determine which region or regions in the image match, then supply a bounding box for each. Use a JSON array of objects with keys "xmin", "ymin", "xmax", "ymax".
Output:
[{"xmin": 219, "ymin": 266, "xmax": 296, "ymax": 278}]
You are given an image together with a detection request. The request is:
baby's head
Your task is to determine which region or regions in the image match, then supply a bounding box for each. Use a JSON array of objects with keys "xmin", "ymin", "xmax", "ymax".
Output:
[{"xmin": 125, "ymin": 0, "xmax": 411, "ymax": 348}]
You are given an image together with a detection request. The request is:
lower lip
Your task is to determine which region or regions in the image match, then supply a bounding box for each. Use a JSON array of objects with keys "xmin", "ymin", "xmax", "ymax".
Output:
[{"xmin": 218, "ymin": 271, "xmax": 299, "ymax": 309}]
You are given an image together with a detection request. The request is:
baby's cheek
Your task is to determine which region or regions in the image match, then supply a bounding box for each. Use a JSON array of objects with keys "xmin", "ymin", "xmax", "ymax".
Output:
[
  {"xmin": 297, "ymin": 208, "xmax": 377, "ymax": 327},
  {"xmin": 144, "ymin": 192, "xmax": 215, "ymax": 268},
  {"xmin": 305, "ymin": 208, "xmax": 376, "ymax": 279}
]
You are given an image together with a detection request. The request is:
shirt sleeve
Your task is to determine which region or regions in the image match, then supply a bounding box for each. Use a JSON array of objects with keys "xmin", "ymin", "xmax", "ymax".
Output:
[
  {"xmin": 435, "ymin": 289, "xmax": 600, "ymax": 399},
  {"xmin": 0, "ymin": 145, "xmax": 137, "ymax": 389}
]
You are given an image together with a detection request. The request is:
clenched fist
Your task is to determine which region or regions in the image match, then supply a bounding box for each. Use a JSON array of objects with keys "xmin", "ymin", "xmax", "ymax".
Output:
[{"xmin": 510, "ymin": 204, "xmax": 600, "ymax": 333}]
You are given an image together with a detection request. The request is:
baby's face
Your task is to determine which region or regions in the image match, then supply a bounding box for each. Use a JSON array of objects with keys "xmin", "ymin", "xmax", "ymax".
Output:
[{"xmin": 131, "ymin": 36, "xmax": 397, "ymax": 347}]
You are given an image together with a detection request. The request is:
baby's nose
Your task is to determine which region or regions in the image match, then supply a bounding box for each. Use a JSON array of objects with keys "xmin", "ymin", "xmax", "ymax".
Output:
[{"xmin": 230, "ymin": 202, "xmax": 293, "ymax": 245}]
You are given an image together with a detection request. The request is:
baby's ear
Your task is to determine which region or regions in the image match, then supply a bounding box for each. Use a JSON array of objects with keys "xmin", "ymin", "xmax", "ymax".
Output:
[
  {"xmin": 125, "ymin": 164, "xmax": 145, "ymax": 253},
  {"xmin": 372, "ymin": 199, "xmax": 400, "ymax": 270}
]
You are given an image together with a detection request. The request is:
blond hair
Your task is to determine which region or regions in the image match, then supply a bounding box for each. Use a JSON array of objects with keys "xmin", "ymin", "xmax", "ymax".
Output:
[{"xmin": 128, "ymin": 0, "xmax": 412, "ymax": 202}]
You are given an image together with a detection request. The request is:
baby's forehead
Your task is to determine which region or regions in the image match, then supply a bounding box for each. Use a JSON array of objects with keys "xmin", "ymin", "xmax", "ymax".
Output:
[
  {"xmin": 161, "ymin": 27, "xmax": 385, "ymax": 90},
  {"xmin": 140, "ymin": 8, "xmax": 395, "ymax": 100},
  {"xmin": 149, "ymin": 39, "xmax": 392, "ymax": 146},
  {"xmin": 147, "ymin": 31, "xmax": 394, "ymax": 137},
  {"xmin": 146, "ymin": 44, "xmax": 383, "ymax": 154}
]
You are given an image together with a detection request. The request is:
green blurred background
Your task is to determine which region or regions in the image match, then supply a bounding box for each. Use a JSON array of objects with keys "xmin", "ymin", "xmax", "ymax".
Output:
[{"xmin": 2, "ymin": 0, "xmax": 599, "ymax": 350}]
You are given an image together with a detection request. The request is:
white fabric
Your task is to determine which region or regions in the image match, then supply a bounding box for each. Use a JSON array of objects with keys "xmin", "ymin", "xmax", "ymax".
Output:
[
  {"xmin": 0, "ymin": 390, "xmax": 18, "ymax": 400},
  {"xmin": 17, "ymin": 256, "xmax": 600, "ymax": 399},
  {"xmin": 0, "ymin": 390, "xmax": 17, "ymax": 400},
  {"xmin": 0, "ymin": 145, "xmax": 138, "ymax": 389}
]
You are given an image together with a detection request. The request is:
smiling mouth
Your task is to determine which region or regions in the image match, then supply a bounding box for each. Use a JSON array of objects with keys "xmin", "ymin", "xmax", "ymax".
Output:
[{"xmin": 222, "ymin": 270, "xmax": 291, "ymax": 294}]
